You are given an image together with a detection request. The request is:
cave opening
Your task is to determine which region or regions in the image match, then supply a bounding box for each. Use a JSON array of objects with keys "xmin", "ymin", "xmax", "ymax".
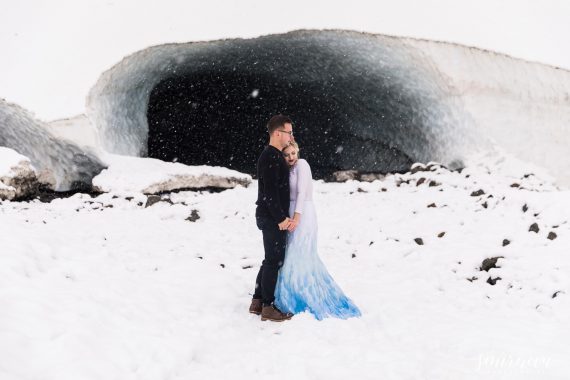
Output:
[
  {"xmin": 147, "ymin": 61, "xmax": 413, "ymax": 179},
  {"xmin": 147, "ymin": 70, "xmax": 351, "ymax": 178}
]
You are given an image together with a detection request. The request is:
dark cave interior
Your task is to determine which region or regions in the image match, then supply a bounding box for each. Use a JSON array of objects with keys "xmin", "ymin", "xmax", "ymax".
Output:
[{"xmin": 147, "ymin": 67, "xmax": 415, "ymax": 178}]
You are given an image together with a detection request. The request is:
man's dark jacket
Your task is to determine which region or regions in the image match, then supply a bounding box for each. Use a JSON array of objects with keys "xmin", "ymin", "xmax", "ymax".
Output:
[{"xmin": 255, "ymin": 145, "xmax": 290, "ymax": 224}]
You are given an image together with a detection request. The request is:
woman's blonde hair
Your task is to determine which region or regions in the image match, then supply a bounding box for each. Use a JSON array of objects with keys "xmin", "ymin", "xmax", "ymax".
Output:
[{"xmin": 283, "ymin": 141, "xmax": 300, "ymax": 158}]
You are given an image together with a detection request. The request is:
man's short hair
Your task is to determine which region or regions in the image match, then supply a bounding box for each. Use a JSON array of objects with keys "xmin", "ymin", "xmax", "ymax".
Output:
[{"xmin": 266, "ymin": 114, "xmax": 292, "ymax": 134}]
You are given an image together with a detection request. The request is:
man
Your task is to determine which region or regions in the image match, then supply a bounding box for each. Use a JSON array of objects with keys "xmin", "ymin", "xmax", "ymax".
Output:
[{"xmin": 249, "ymin": 114, "xmax": 297, "ymax": 322}]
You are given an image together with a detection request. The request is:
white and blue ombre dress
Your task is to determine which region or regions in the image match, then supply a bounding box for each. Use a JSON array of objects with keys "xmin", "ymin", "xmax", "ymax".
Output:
[{"xmin": 275, "ymin": 158, "xmax": 361, "ymax": 320}]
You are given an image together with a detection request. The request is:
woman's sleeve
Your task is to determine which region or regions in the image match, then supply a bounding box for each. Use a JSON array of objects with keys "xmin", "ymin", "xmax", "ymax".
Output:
[{"xmin": 294, "ymin": 160, "xmax": 312, "ymax": 215}]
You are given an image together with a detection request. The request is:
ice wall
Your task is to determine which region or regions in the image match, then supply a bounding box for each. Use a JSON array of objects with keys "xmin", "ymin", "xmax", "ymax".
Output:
[
  {"xmin": 404, "ymin": 38, "xmax": 570, "ymax": 180},
  {"xmin": 86, "ymin": 30, "xmax": 475, "ymax": 176},
  {"xmin": 0, "ymin": 99, "xmax": 105, "ymax": 191},
  {"xmin": 2, "ymin": 30, "xmax": 569, "ymax": 186}
]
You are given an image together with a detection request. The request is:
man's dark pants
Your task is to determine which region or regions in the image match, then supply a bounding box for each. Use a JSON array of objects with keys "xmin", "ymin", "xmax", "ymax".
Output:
[{"xmin": 253, "ymin": 216, "xmax": 287, "ymax": 306}]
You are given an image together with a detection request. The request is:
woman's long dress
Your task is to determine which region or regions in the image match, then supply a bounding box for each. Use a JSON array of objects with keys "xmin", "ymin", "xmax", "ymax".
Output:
[{"xmin": 274, "ymin": 159, "xmax": 361, "ymax": 320}]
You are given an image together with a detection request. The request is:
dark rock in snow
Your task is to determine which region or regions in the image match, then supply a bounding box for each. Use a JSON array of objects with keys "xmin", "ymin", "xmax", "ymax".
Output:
[
  {"xmin": 480, "ymin": 256, "xmax": 503, "ymax": 272},
  {"xmin": 145, "ymin": 195, "xmax": 173, "ymax": 207},
  {"xmin": 145, "ymin": 195, "xmax": 161, "ymax": 207},
  {"xmin": 529, "ymin": 223, "xmax": 539, "ymax": 233},
  {"xmin": 502, "ymin": 239, "xmax": 511, "ymax": 247},
  {"xmin": 416, "ymin": 177, "xmax": 426, "ymax": 186},
  {"xmin": 522, "ymin": 204, "xmax": 528, "ymax": 212},
  {"xmin": 185, "ymin": 209, "xmax": 200, "ymax": 222},
  {"xmin": 470, "ymin": 189, "xmax": 485, "ymax": 197},
  {"xmin": 414, "ymin": 238, "xmax": 424, "ymax": 245},
  {"xmin": 410, "ymin": 163, "xmax": 428, "ymax": 174},
  {"xmin": 437, "ymin": 232, "xmax": 445, "ymax": 238},
  {"xmin": 487, "ymin": 276, "xmax": 502, "ymax": 285},
  {"xmin": 547, "ymin": 231, "xmax": 557, "ymax": 240}
]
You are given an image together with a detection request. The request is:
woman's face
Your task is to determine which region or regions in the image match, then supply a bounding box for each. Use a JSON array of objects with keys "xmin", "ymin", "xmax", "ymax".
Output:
[{"xmin": 283, "ymin": 146, "xmax": 299, "ymax": 167}]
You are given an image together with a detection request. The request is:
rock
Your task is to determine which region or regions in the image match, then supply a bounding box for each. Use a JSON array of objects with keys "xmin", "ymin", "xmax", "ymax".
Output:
[
  {"xmin": 522, "ymin": 204, "xmax": 528, "ymax": 212},
  {"xmin": 359, "ymin": 173, "xmax": 385, "ymax": 182},
  {"xmin": 427, "ymin": 203, "xmax": 436, "ymax": 208},
  {"xmin": 466, "ymin": 276, "xmax": 478, "ymax": 282},
  {"xmin": 480, "ymin": 256, "xmax": 503, "ymax": 272},
  {"xmin": 414, "ymin": 238, "xmax": 424, "ymax": 245},
  {"xmin": 529, "ymin": 223, "xmax": 540, "ymax": 233},
  {"xmin": 487, "ymin": 276, "xmax": 502, "ymax": 285},
  {"xmin": 331, "ymin": 170, "xmax": 358, "ymax": 182},
  {"xmin": 145, "ymin": 195, "xmax": 162, "ymax": 207},
  {"xmin": 428, "ymin": 180, "xmax": 440, "ymax": 187},
  {"xmin": 502, "ymin": 239, "xmax": 511, "ymax": 247},
  {"xmin": 481, "ymin": 201, "xmax": 488, "ymax": 209},
  {"xmin": 357, "ymin": 187, "xmax": 367, "ymax": 193},
  {"xmin": 410, "ymin": 163, "xmax": 428, "ymax": 174},
  {"xmin": 396, "ymin": 179, "xmax": 411, "ymax": 187},
  {"xmin": 0, "ymin": 148, "xmax": 40, "ymax": 201},
  {"xmin": 510, "ymin": 183, "xmax": 520, "ymax": 188},
  {"xmin": 552, "ymin": 291, "xmax": 564, "ymax": 298},
  {"xmin": 185, "ymin": 209, "xmax": 200, "ymax": 222},
  {"xmin": 416, "ymin": 177, "xmax": 426, "ymax": 186},
  {"xmin": 547, "ymin": 231, "xmax": 557, "ymax": 240},
  {"xmin": 437, "ymin": 232, "xmax": 445, "ymax": 238},
  {"xmin": 93, "ymin": 154, "xmax": 251, "ymax": 194},
  {"xmin": 426, "ymin": 162, "xmax": 446, "ymax": 171},
  {"xmin": 351, "ymin": 253, "xmax": 356, "ymax": 258},
  {"xmin": 470, "ymin": 189, "xmax": 485, "ymax": 197}
]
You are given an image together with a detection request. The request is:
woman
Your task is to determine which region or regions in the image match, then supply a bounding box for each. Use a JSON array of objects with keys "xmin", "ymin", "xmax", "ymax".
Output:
[{"xmin": 274, "ymin": 142, "xmax": 361, "ymax": 320}]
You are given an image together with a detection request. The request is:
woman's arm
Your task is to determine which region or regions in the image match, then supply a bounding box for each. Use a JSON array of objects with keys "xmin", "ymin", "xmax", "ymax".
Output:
[{"xmin": 294, "ymin": 159, "xmax": 312, "ymax": 218}]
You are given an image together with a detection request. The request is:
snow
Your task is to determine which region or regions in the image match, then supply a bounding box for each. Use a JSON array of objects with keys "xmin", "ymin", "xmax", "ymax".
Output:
[
  {"xmin": 0, "ymin": 146, "xmax": 32, "ymax": 177},
  {"xmin": 1, "ymin": 154, "xmax": 569, "ymax": 379},
  {"xmin": 92, "ymin": 154, "xmax": 252, "ymax": 194}
]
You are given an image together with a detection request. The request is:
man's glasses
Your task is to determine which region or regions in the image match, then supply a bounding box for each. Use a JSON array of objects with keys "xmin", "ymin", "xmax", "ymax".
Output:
[{"xmin": 278, "ymin": 129, "xmax": 294, "ymax": 136}]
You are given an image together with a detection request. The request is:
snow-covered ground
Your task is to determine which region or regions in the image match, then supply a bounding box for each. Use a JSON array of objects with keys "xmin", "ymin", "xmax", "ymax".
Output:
[{"xmin": 1, "ymin": 154, "xmax": 569, "ymax": 379}]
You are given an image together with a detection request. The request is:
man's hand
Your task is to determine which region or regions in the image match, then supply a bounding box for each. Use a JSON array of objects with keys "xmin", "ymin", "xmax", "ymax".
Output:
[{"xmin": 278, "ymin": 217, "xmax": 291, "ymax": 230}]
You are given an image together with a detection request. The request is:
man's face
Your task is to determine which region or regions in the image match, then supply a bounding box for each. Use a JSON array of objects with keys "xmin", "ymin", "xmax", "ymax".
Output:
[{"xmin": 277, "ymin": 122, "xmax": 294, "ymax": 149}]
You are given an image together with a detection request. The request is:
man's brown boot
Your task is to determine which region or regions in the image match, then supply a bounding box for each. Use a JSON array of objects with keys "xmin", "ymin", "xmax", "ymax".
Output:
[
  {"xmin": 261, "ymin": 304, "xmax": 293, "ymax": 322},
  {"xmin": 249, "ymin": 298, "xmax": 262, "ymax": 315}
]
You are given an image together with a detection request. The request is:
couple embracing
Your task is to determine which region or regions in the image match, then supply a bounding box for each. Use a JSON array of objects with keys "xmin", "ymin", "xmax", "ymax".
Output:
[{"xmin": 249, "ymin": 115, "xmax": 361, "ymax": 322}]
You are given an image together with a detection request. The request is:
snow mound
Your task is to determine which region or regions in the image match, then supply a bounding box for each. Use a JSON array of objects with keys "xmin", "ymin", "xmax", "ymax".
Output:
[
  {"xmin": 92, "ymin": 154, "xmax": 252, "ymax": 195},
  {"xmin": 0, "ymin": 147, "xmax": 38, "ymax": 200}
]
